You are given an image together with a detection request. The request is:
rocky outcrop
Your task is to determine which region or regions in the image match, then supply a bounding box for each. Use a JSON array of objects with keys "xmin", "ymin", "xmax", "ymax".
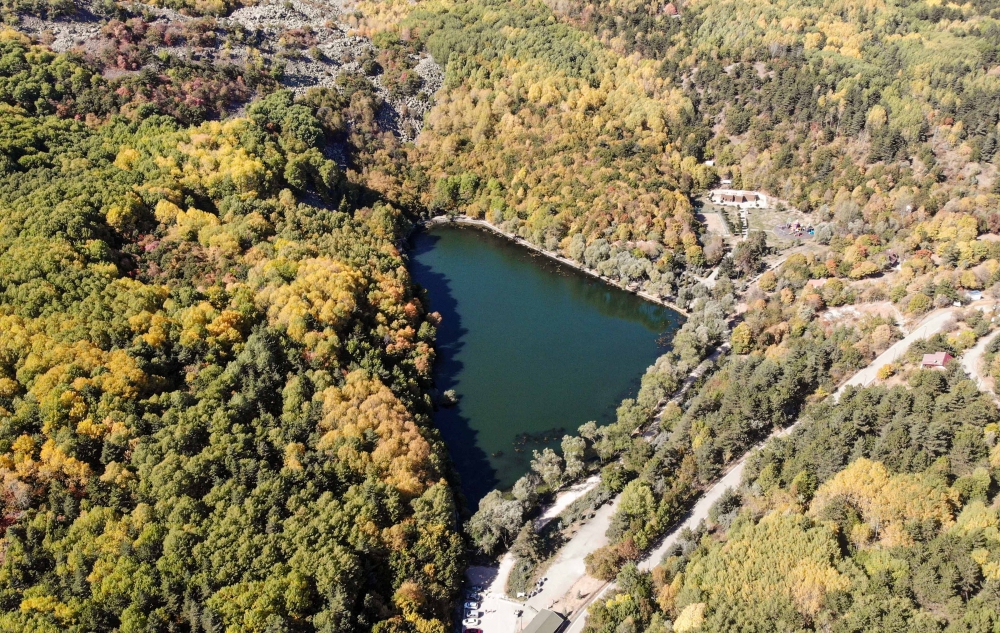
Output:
[{"xmin": 17, "ymin": 0, "xmax": 441, "ymax": 140}]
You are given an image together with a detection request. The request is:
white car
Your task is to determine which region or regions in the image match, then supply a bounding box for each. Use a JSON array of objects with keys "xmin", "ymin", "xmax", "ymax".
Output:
[
  {"xmin": 464, "ymin": 601, "xmax": 481, "ymax": 609},
  {"xmin": 462, "ymin": 618, "xmax": 481, "ymax": 627},
  {"xmin": 465, "ymin": 610, "xmax": 483, "ymax": 619}
]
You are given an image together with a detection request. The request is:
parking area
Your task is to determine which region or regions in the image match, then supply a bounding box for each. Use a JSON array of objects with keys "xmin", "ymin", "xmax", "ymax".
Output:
[{"xmin": 461, "ymin": 566, "xmax": 539, "ymax": 633}]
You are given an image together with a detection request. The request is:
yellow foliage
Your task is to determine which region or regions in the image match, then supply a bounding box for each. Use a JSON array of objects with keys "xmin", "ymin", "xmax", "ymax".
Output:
[
  {"xmin": 38, "ymin": 439, "xmax": 91, "ymax": 484},
  {"xmin": 76, "ymin": 418, "xmax": 107, "ymax": 439},
  {"xmin": 674, "ymin": 602, "xmax": 706, "ymax": 632},
  {"xmin": 948, "ymin": 329, "xmax": 977, "ymax": 352},
  {"xmin": 810, "ymin": 459, "xmax": 958, "ymax": 542},
  {"xmin": 171, "ymin": 207, "xmax": 220, "ymax": 242},
  {"xmin": 951, "ymin": 500, "xmax": 999, "ymax": 537},
  {"xmin": 19, "ymin": 595, "xmax": 76, "ymax": 624},
  {"xmin": 789, "ymin": 557, "xmax": 851, "ymax": 616},
  {"xmin": 0, "ymin": 377, "xmax": 19, "ymax": 397},
  {"xmin": 154, "ymin": 199, "xmax": 183, "ymax": 223},
  {"xmin": 11, "ymin": 432, "xmax": 33, "ymax": 453},
  {"xmin": 679, "ymin": 512, "xmax": 847, "ymax": 621},
  {"xmin": 257, "ymin": 257, "xmax": 364, "ymax": 344},
  {"xmin": 113, "ymin": 147, "xmax": 141, "ymax": 171},
  {"xmin": 960, "ymin": 269, "xmax": 983, "ymax": 290},
  {"xmin": 177, "ymin": 120, "xmax": 271, "ymax": 195},
  {"xmin": 914, "ymin": 212, "xmax": 979, "ymax": 244},
  {"xmin": 283, "ymin": 442, "xmax": 305, "ymax": 472},
  {"xmin": 876, "ymin": 363, "xmax": 896, "ymax": 380},
  {"xmin": 318, "ymin": 371, "xmax": 436, "ymax": 497},
  {"xmin": 758, "ymin": 270, "xmax": 776, "ymax": 291}
]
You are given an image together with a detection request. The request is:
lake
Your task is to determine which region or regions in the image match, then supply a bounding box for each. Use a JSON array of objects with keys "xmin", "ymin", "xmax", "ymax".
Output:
[{"xmin": 409, "ymin": 224, "xmax": 683, "ymax": 506}]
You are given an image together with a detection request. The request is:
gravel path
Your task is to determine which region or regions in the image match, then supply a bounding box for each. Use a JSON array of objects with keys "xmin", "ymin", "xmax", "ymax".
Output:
[{"xmin": 466, "ymin": 475, "xmax": 603, "ymax": 633}]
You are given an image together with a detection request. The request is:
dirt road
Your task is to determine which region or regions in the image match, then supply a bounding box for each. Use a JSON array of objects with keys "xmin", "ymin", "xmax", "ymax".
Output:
[
  {"xmin": 961, "ymin": 328, "xmax": 1000, "ymax": 401},
  {"xmin": 562, "ymin": 307, "xmax": 964, "ymax": 632},
  {"xmin": 834, "ymin": 308, "xmax": 956, "ymax": 398}
]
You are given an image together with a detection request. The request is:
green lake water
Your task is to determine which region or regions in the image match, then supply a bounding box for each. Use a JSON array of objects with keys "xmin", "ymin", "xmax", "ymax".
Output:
[{"xmin": 409, "ymin": 224, "xmax": 683, "ymax": 506}]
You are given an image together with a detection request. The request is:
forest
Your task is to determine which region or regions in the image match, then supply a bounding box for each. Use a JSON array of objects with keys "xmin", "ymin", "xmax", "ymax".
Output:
[
  {"xmin": 0, "ymin": 30, "xmax": 463, "ymax": 633},
  {"xmin": 584, "ymin": 366, "xmax": 1000, "ymax": 633}
]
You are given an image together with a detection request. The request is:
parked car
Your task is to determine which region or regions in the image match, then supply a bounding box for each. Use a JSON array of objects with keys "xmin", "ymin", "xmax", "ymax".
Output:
[
  {"xmin": 464, "ymin": 601, "xmax": 481, "ymax": 609},
  {"xmin": 465, "ymin": 610, "xmax": 483, "ymax": 619},
  {"xmin": 462, "ymin": 618, "xmax": 481, "ymax": 627},
  {"xmin": 464, "ymin": 629, "xmax": 483, "ymax": 633}
]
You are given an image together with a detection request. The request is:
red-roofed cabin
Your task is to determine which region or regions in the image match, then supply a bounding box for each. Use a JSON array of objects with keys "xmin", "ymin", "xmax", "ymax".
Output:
[{"xmin": 921, "ymin": 352, "xmax": 953, "ymax": 369}]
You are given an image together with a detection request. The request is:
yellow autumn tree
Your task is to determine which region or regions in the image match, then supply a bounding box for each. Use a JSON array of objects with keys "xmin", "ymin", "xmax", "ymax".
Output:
[
  {"xmin": 255, "ymin": 257, "xmax": 365, "ymax": 352},
  {"xmin": 317, "ymin": 371, "xmax": 437, "ymax": 497},
  {"xmin": 809, "ymin": 459, "xmax": 958, "ymax": 545}
]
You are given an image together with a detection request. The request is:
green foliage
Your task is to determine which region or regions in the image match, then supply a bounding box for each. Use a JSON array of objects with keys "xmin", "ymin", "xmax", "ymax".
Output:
[
  {"xmin": 588, "ymin": 371, "xmax": 1000, "ymax": 633},
  {"xmin": 0, "ymin": 44, "xmax": 460, "ymax": 630}
]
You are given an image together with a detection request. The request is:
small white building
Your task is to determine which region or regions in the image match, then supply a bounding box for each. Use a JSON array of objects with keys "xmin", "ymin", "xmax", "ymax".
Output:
[{"xmin": 709, "ymin": 188, "xmax": 768, "ymax": 209}]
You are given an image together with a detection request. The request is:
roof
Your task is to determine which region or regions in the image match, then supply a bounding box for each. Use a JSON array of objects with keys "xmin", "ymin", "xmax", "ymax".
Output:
[
  {"xmin": 523, "ymin": 609, "xmax": 566, "ymax": 633},
  {"xmin": 921, "ymin": 352, "xmax": 953, "ymax": 366}
]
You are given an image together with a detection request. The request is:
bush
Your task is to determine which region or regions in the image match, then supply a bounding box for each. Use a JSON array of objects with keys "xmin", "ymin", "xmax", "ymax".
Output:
[{"xmin": 876, "ymin": 363, "xmax": 897, "ymax": 380}]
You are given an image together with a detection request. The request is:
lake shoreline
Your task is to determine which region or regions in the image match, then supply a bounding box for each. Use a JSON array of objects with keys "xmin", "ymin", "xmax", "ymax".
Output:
[{"xmin": 420, "ymin": 215, "xmax": 691, "ymax": 317}]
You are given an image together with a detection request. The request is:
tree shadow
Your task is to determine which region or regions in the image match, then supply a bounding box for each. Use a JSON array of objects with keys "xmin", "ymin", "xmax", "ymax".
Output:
[{"xmin": 409, "ymin": 229, "xmax": 500, "ymax": 510}]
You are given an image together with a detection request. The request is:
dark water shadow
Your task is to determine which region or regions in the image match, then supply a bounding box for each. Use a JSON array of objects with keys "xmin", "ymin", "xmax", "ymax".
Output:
[{"xmin": 408, "ymin": 231, "xmax": 500, "ymax": 509}]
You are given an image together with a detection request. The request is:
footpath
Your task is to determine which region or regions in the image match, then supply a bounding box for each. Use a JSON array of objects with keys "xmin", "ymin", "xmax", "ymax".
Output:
[
  {"xmin": 961, "ymin": 328, "xmax": 1000, "ymax": 402},
  {"xmin": 463, "ymin": 342, "xmax": 729, "ymax": 632}
]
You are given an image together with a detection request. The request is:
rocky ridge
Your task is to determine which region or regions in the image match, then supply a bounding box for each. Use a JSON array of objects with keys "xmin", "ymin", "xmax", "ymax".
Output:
[{"xmin": 17, "ymin": 0, "xmax": 442, "ymax": 141}]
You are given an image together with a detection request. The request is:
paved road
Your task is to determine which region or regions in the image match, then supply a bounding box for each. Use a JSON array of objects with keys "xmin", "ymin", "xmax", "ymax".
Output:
[
  {"xmin": 524, "ymin": 497, "xmax": 619, "ymax": 612},
  {"xmin": 466, "ymin": 342, "xmax": 730, "ymax": 632},
  {"xmin": 468, "ymin": 475, "xmax": 603, "ymax": 632},
  {"xmin": 564, "ymin": 416, "xmax": 807, "ymax": 633},
  {"xmin": 474, "ymin": 307, "xmax": 965, "ymax": 633}
]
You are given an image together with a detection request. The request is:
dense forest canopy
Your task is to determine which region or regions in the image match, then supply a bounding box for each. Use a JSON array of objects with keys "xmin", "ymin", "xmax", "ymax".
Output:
[
  {"xmin": 0, "ymin": 31, "xmax": 463, "ymax": 633},
  {"xmin": 585, "ymin": 368, "xmax": 1000, "ymax": 633},
  {"xmin": 327, "ymin": 0, "xmax": 1000, "ymax": 308}
]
